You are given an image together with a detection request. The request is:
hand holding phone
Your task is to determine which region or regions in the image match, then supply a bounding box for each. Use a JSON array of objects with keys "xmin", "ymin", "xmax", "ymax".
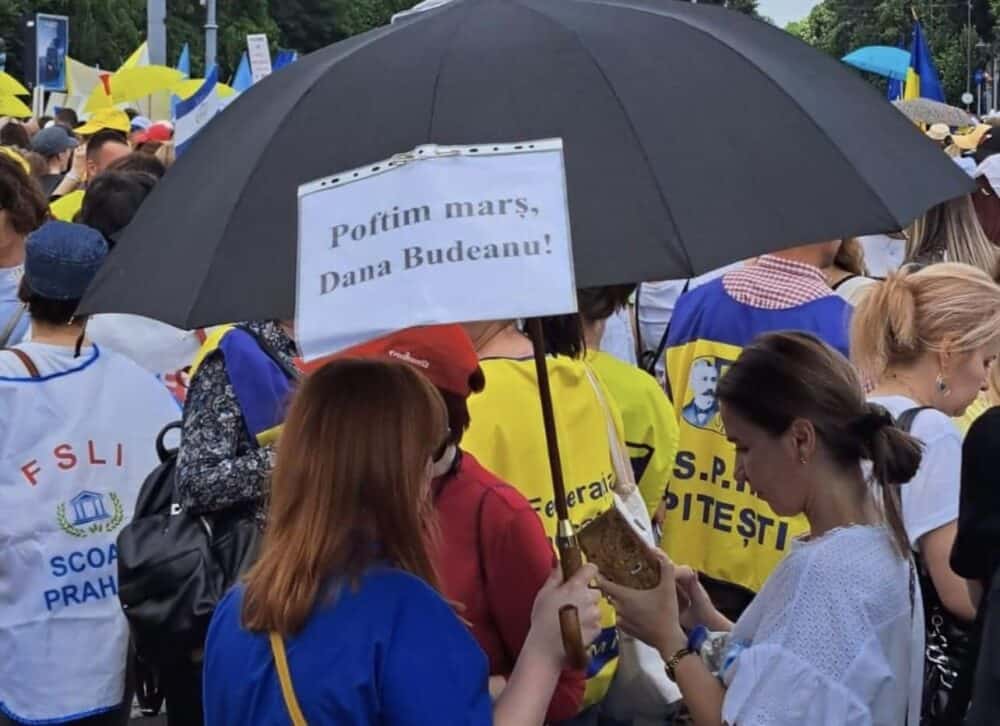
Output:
[{"xmin": 578, "ymin": 506, "xmax": 661, "ymax": 590}]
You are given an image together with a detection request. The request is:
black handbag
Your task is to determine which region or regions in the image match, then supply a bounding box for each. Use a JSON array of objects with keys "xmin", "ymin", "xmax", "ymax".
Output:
[
  {"xmin": 896, "ymin": 407, "xmax": 976, "ymax": 726},
  {"xmin": 917, "ymin": 556, "xmax": 975, "ymax": 725}
]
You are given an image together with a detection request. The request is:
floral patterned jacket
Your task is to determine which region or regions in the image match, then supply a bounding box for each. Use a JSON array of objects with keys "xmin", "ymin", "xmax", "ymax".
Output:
[{"xmin": 175, "ymin": 321, "xmax": 296, "ymax": 527}]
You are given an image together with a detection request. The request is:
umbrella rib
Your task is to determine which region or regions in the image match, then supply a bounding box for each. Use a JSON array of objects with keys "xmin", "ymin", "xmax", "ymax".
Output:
[
  {"xmin": 583, "ymin": 0, "xmax": 903, "ymax": 231},
  {"xmin": 512, "ymin": 0, "xmax": 694, "ymax": 277},
  {"xmin": 180, "ymin": 14, "xmax": 454, "ymax": 327},
  {"xmin": 425, "ymin": 4, "xmax": 474, "ymax": 140}
]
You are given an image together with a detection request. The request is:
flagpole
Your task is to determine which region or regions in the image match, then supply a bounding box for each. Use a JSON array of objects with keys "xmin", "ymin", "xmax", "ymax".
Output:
[{"xmin": 968, "ymin": 0, "xmax": 973, "ymax": 104}]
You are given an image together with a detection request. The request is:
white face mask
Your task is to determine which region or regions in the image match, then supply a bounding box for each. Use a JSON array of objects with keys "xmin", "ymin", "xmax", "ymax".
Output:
[{"xmin": 430, "ymin": 444, "xmax": 457, "ymax": 478}]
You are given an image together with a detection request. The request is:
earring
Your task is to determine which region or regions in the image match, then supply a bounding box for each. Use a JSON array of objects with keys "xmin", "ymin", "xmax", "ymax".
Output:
[
  {"xmin": 936, "ymin": 373, "xmax": 949, "ymax": 395},
  {"xmin": 799, "ymin": 456, "xmax": 807, "ymax": 465}
]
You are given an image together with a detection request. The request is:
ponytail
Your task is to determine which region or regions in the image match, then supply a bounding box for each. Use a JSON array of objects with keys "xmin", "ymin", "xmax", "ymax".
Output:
[
  {"xmin": 851, "ymin": 270, "xmax": 920, "ymax": 383},
  {"xmin": 852, "ymin": 263, "xmax": 1000, "ymax": 387},
  {"xmin": 855, "ymin": 403, "xmax": 922, "ymax": 557}
]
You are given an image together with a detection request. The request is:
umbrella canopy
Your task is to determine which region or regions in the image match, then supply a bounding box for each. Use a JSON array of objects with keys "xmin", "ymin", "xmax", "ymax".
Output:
[
  {"xmin": 0, "ymin": 96, "xmax": 33, "ymax": 118},
  {"xmin": 0, "ymin": 72, "xmax": 29, "ymax": 97},
  {"xmin": 80, "ymin": 0, "xmax": 972, "ymax": 329},
  {"xmin": 172, "ymin": 78, "xmax": 237, "ymax": 101},
  {"xmin": 893, "ymin": 98, "xmax": 975, "ymax": 127},
  {"xmin": 85, "ymin": 65, "xmax": 185, "ymax": 111},
  {"xmin": 842, "ymin": 46, "xmax": 910, "ymax": 81}
]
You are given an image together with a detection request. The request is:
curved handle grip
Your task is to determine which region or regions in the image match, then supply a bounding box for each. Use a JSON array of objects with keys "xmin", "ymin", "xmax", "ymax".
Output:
[
  {"xmin": 557, "ymin": 529, "xmax": 590, "ymax": 671},
  {"xmin": 559, "ymin": 605, "xmax": 589, "ymax": 670}
]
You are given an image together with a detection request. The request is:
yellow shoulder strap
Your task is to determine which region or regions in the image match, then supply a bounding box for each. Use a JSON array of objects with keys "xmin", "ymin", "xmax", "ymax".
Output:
[{"xmin": 269, "ymin": 632, "xmax": 308, "ymax": 726}]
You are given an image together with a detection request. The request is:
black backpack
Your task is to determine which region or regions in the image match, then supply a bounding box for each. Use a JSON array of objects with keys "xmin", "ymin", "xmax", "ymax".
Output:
[{"xmin": 117, "ymin": 421, "xmax": 260, "ymax": 670}]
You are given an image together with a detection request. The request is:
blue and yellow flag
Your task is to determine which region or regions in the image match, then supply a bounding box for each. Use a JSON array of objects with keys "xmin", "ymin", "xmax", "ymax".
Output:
[
  {"xmin": 193, "ymin": 327, "xmax": 295, "ymax": 446},
  {"xmin": 904, "ymin": 21, "xmax": 945, "ymax": 102}
]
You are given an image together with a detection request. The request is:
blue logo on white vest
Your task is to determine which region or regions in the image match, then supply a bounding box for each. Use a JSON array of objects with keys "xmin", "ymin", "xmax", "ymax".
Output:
[
  {"xmin": 56, "ymin": 490, "xmax": 124, "ymax": 538},
  {"xmin": 69, "ymin": 491, "xmax": 110, "ymax": 525}
]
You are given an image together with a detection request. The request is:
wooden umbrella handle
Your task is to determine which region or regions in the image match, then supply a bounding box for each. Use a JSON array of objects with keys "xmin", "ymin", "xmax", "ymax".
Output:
[
  {"xmin": 525, "ymin": 318, "xmax": 590, "ymax": 672},
  {"xmin": 557, "ymin": 529, "xmax": 590, "ymax": 671},
  {"xmin": 559, "ymin": 606, "xmax": 588, "ymax": 671}
]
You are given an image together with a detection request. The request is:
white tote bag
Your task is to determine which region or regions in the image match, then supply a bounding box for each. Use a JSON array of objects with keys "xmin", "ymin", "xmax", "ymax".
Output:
[{"xmin": 584, "ymin": 367, "xmax": 682, "ymax": 721}]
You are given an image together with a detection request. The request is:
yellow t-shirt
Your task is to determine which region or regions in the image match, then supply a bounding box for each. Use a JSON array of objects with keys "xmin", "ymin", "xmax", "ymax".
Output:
[
  {"xmin": 955, "ymin": 392, "xmax": 995, "ymax": 436},
  {"xmin": 587, "ymin": 350, "xmax": 679, "ymax": 517},
  {"xmin": 464, "ymin": 356, "xmax": 624, "ymax": 707}
]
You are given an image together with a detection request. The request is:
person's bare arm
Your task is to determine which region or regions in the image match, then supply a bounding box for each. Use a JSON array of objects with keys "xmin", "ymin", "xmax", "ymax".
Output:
[
  {"xmin": 51, "ymin": 144, "xmax": 87, "ymax": 197},
  {"xmin": 493, "ymin": 565, "xmax": 602, "ymax": 726},
  {"xmin": 921, "ymin": 522, "xmax": 977, "ymax": 622}
]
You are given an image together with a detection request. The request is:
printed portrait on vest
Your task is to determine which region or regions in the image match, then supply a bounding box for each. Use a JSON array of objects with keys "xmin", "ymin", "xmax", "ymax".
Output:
[{"xmin": 681, "ymin": 356, "xmax": 727, "ymax": 434}]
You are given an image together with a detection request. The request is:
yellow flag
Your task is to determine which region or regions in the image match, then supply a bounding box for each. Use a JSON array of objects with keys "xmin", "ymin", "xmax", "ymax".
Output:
[
  {"xmin": 903, "ymin": 67, "xmax": 921, "ymax": 100},
  {"xmin": 120, "ymin": 42, "xmax": 150, "ymax": 71}
]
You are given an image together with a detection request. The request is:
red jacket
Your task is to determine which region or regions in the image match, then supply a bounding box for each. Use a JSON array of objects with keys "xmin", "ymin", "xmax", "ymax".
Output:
[{"xmin": 433, "ymin": 452, "xmax": 585, "ymax": 722}]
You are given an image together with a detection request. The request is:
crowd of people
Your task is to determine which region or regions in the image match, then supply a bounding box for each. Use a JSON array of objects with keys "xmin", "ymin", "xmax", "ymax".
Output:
[{"xmin": 3, "ymin": 102, "xmax": 1000, "ymax": 726}]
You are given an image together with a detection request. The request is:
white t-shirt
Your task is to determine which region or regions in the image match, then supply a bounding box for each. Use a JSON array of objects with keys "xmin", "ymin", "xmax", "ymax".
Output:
[
  {"xmin": 832, "ymin": 275, "xmax": 879, "ymax": 306},
  {"xmin": 599, "ymin": 307, "xmax": 637, "ymax": 365},
  {"xmin": 0, "ymin": 264, "xmax": 28, "ymax": 345},
  {"xmin": 722, "ymin": 526, "xmax": 923, "ymax": 725},
  {"xmin": 636, "ymin": 263, "xmax": 741, "ymax": 376},
  {"xmin": 869, "ymin": 395, "xmax": 961, "ymax": 549},
  {"xmin": 857, "ymin": 235, "xmax": 905, "ymax": 279}
]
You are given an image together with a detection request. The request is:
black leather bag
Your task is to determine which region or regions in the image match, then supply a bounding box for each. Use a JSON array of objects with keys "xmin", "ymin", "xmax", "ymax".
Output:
[
  {"xmin": 896, "ymin": 407, "xmax": 976, "ymax": 726},
  {"xmin": 117, "ymin": 422, "xmax": 261, "ymax": 662},
  {"xmin": 918, "ymin": 557, "xmax": 974, "ymax": 725}
]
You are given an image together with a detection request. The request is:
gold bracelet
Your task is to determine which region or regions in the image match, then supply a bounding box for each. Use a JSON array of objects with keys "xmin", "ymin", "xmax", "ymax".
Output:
[{"xmin": 665, "ymin": 647, "xmax": 694, "ymax": 681}]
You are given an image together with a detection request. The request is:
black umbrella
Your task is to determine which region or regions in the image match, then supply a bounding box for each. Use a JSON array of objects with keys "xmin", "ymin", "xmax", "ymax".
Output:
[
  {"xmin": 78, "ymin": 0, "xmax": 974, "ymax": 667},
  {"xmin": 79, "ymin": 0, "xmax": 970, "ymax": 329}
]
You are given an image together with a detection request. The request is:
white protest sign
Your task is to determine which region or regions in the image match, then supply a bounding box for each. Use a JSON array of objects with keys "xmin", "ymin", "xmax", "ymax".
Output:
[
  {"xmin": 296, "ymin": 138, "xmax": 578, "ymax": 360},
  {"xmin": 246, "ymin": 34, "xmax": 272, "ymax": 84}
]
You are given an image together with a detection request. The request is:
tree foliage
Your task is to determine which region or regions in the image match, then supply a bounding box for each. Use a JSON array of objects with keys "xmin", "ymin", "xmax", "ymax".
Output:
[
  {"xmin": 0, "ymin": 0, "xmax": 758, "ymax": 86},
  {"xmin": 787, "ymin": 0, "xmax": 997, "ymax": 105}
]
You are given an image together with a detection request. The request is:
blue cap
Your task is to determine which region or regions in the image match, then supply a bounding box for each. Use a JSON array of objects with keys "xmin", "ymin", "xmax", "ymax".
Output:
[
  {"xmin": 31, "ymin": 125, "xmax": 78, "ymax": 157},
  {"xmin": 130, "ymin": 115, "xmax": 153, "ymax": 132},
  {"xmin": 24, "ymin": 222, "xmax": 108, "ymax": 301}
]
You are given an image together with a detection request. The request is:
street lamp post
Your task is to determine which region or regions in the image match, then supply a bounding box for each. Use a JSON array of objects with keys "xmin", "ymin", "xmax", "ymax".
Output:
[
  {"xmin": 203, "ymin": 0, "xmax": 218, "ymax": 71},
  {"xmin": 968, "ymin": 0, "xmax": 973, "ymax": 100},
  {"xmin": 147, "ymin": 0, "xmax": 166, "ymax": 65}
]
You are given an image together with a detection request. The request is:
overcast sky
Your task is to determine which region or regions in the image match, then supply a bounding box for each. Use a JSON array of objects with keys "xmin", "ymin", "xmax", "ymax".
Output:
[{"xmin": 757, "ymin": 0, "xmax": 820, "ymax": 26}]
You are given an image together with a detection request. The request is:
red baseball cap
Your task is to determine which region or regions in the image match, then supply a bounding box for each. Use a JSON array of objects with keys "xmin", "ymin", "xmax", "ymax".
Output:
[
  {"xmin": 300, "ymin": 325, "xmax": 485, "ymax": 398},
  {"xmin": 134, "ymin": 122, "xmax": 173, "ymax": 144}
]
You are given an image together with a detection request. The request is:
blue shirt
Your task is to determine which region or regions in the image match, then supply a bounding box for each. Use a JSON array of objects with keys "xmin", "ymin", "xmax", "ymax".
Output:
[
  {"xmin": 0, "ymin": 266, "xmax": 28, "ymax": 345},
  {"xmin": 204, "ymin": 568, "xmax": 492, "ymax": 726}
]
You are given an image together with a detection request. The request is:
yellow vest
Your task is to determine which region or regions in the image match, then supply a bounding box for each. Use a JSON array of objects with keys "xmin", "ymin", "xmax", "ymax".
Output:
[
  {"xmin": 464, "ymin": 356, "xmax": 624, "ymax": 707},
  {"xmin": 587, "ymin": 350, "xmax": 679, "ymax": 517},
  {"xmin": 664, "ymin": 338, "xmax": 808, "ymax": 594}
]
